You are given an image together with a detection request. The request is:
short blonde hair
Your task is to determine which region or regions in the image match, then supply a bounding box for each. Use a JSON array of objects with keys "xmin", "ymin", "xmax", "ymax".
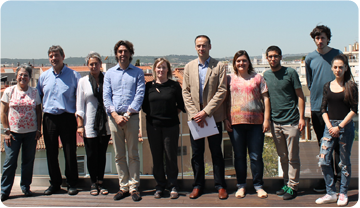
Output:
[{"xmin": 152, "ymin": 58, "xmax": 172, "ymax": 79}]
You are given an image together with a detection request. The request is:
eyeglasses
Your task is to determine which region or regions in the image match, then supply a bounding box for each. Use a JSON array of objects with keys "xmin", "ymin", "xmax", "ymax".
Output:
[{"xmin": 267, "ymin": 55, "xmax": 281, "ymax": 59}]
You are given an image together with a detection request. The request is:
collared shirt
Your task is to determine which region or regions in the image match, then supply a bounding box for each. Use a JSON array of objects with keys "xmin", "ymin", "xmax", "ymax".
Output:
[
  {"xmin": 36, "ymin": 65, "xmax": 80, "ymax": 115},
  {"xmin": 103, "ymin": 63, "xmax": 145, "ymax": 115},
  {"xmin": 198, "ymin": 57, "xmax": 210, "ymax": 104}
]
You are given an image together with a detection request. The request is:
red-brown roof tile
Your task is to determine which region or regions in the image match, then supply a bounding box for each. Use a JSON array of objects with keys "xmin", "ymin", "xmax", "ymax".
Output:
[
  {"xmin": 144, "ymin": 73, "xmax": 154, "ymax": 83},
  {"xmin": 1, "ymin": 67, "xmax": 16, "ymax": 73},
  {"xmin": 137, "ymin": 66, "xmax": 152, "ymax": 70}
]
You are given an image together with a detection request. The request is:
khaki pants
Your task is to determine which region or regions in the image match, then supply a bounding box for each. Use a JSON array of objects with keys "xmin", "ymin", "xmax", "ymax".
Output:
[
  {"xmin": 270, "ymin": 121, "xmax": 301, "ymax": 191},
  {"xmin": 109, "ymin": 114, "xmax": 140, "ymax": 192}
]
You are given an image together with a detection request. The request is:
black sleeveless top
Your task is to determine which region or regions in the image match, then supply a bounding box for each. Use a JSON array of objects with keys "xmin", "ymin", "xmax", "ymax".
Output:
[{"xmin": 320, "ymin": 82, "xmax": 358, "ymax": 120}]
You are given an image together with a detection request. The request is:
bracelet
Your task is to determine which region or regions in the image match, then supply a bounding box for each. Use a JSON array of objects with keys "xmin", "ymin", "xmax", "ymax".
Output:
[
  {"xmin": 37, "ymin": 130, "xmax": 41, "ymax": 133},
  {"xmin": 77, "ymin": 126, "xmax": 84, "ymax": 129}
]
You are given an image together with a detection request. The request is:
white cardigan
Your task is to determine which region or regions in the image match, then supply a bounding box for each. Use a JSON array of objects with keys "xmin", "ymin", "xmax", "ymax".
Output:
[{"xmin": 76, "ymin": 75, "xmax": 110, "ymax": 138}]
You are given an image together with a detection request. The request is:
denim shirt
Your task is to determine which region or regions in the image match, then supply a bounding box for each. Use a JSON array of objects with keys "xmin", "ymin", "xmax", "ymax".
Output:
[
  {"xmin": 36, "ymin": 65, "xmax": 80, "ymax": 115},
  {"xmin": 198, "ymin": 57, "xmax": 210, "ymax": 104},
  {"xmin": 103, "ymin": 63, "xmax": 145, "ymax": 115}
]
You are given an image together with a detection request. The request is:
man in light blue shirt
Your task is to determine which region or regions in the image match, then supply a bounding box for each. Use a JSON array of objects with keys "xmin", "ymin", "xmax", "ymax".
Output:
[
  {"xmin": 103, "ymin": 40, "xmax": 145, "ymax": 201},
  {"xmin": 36, "ymin": 45, "xmax": 81, "ymax": 196}
]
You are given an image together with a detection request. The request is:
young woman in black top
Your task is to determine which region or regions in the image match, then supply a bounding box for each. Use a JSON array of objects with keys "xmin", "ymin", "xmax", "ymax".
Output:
[
  {"xmin": 315, "ymin": 54, "xmax": 358, "ymax": 206},
  {"xmin": 142, "ymin": 58, "xmax": 185, "ymax": 199}
]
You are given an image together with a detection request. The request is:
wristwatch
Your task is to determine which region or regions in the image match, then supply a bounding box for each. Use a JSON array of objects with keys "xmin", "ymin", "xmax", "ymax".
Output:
[
  {"xmin": 337, "ymin": 125, "xmax": 343, "ymax": 130},
  {"xmin": 4, "ymin": 128, "xmax": 10, "ymax": 135},
  {"xmin": 123, "ymin": 113, "xmax": 130, "ymax": 119}
]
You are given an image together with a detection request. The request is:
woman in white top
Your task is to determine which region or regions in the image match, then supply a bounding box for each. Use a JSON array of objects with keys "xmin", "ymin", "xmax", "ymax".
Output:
[
  {"xmin": 76, "ymin": 52, "xmax": 110, "ymax": 196},
  {"xmin": 0, "ymin": 64, "xmax": 42, "ymax": 201}
]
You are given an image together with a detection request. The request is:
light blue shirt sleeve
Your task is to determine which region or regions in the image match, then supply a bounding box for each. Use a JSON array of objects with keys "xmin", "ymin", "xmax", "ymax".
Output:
[{"xmin": 128, "ymin": 70, "xmax": 145, "ymax": 112}]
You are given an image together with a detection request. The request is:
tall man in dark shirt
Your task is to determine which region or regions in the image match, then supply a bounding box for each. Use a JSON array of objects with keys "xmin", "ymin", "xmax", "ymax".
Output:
[
  {"xmin": 305, "ymin": 25, "xmax": 342, "ymax": 192},
  {"xmin": 36, "ymin": 45, "xmax": 81, "ymax": 195},
  {"xmin": 182, "ymin": 35, "xmax": 228, "ymax": 200}
]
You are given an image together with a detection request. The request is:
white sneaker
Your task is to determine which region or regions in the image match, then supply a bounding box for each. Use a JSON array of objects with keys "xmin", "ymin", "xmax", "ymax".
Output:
[
  {"xmin": 337, "ymin": 194, "xmax": 348, "ymax": 206},
  {"xmin": 315, "ymin": 194, "xmax": 337, "ymax": 204}
]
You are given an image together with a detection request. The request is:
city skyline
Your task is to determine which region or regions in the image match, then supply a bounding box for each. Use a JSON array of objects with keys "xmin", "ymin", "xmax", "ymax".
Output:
[{"xmin": 1, "ymin": 0, "xmax": 359, "ymax": 59}]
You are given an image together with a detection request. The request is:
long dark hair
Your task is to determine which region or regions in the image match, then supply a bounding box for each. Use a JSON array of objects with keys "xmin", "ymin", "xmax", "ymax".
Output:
[{"xmin": 332, "ymin": 54, "xmax": 357, "ymax": 106}]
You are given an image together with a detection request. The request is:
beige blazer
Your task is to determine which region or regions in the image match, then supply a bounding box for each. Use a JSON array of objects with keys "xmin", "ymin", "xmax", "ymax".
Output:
[{"xmin": 182, "ymin": 57, "xmax": 227, "ymax": 122}]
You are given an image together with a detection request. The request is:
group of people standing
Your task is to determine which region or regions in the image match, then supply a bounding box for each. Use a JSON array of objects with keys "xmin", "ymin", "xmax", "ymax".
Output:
[{"xmin": 0, "ymin": 25, "xmax": 357, "ymax": 206}]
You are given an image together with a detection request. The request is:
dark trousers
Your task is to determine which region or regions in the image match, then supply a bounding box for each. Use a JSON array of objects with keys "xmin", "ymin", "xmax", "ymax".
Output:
[
  {"xmin": 311, "ymin": 111, "xmax": 341, "ymax": 178},
  {"xmin": 190, "ymin": 122, "xmax": 226, "ymax": 190},
  {"xmin": 146, "ymin": 121, "xmax": 179, "ymax": 191},
  {"xmin": 43, "ymin": 113, "xmax": 78, "ymax": 187},
  {"xmin": 84, "ymin": 135, "xmax": 110, "ymax": 183}
]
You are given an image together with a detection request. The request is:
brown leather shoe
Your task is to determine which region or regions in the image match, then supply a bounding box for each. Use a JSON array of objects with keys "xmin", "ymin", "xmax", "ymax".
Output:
[
  {"xmin": 218, "ymin": 188, "xmax": 228, "ymax": 199},
  {"xmin": 189, "ymin": 188, "xmax": 201, "ymax": 199}
]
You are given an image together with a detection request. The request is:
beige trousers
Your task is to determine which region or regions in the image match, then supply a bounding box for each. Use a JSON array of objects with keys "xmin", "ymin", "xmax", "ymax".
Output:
[
  {"xmin": 109, "ymin": 114, "xmax": 140, "ymax": 192},
  {"xmin": 270, "ymin": 121, "xmax": 301, "ymax": 191}
]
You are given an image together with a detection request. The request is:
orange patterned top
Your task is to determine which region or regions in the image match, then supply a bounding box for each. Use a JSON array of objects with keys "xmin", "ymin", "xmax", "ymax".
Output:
[{"xmin": 226, "ymin": 72, "xmax": 268, "ymax": 125}]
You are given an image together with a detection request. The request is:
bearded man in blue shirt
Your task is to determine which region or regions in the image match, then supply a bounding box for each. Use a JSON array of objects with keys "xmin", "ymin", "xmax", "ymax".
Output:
[
  {"xmin": 36, "ymin": 45, "xmax": 81, "ymax": 196},
  {"xmin": 103, "ymin": 40, "xmax": 145, "ymax": 202}
]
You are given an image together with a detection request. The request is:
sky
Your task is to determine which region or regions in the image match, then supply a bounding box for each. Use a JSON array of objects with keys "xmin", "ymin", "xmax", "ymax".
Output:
[{"xmin": 1, "ymin": 0, "xmax": 359, "ymax": 59}]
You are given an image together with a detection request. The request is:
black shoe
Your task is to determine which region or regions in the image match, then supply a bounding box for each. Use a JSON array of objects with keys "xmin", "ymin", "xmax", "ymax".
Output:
[
  {"xmin": 23, "ymin": 190, "xmax": 33, "ymax": 197},
  {"xmin": 67, "ymin": 186, "xmax": 78, "ymax": 195},
  {"xmin": 113, "ymin": 190, "xmax": 129, "ymax": 200},
  {"xmin": 1, "ymin": 194, "xmax": 9, "ymax": 201},
  {"xmin": 276, "ymin": 185, "xmax": 289, "ymax": 195},
  {"xmin": 131, "ymin": 191, "xmax": 142, "ymax": 201},
  {"xmin": 44, "ymin": 185, "xmax": 61, "ymax": 195},
  {"xmin": 283, "ymin": 188, "xmax": 297, "ymax": 200},
  {"xmin": 313, "ymin": 179, "xmax": 326, "ymax": 193}
]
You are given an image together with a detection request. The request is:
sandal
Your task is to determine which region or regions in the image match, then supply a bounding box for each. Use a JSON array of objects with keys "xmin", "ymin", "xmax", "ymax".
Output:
[
  {"xmin": 90, "ymin": 183, "xmax": 99, "ymax": 196},
  {"xmin": 98, "ymin": 184, "xmax": 108, "ymax": 195}
]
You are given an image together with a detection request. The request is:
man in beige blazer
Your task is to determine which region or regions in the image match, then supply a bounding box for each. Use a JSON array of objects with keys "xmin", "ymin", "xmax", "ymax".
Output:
[{"xmin": 182, "ymin": 35, "xmax": 228, "ymax": 200}]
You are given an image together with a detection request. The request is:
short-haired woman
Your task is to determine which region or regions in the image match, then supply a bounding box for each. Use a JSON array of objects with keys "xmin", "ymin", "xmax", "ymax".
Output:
[{"xmin": 1, "ymin": 65, "xmax": 42, "ymax": 201}]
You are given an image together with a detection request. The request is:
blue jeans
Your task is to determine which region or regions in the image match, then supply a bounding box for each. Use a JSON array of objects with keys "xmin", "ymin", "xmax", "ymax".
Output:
[
  {"xmin": 319, "ymin": 120, "xmax": 354, "ymax": 195},
  {"xmin": 1, "ymin": 131, "xmax": 37, "ymax": 196},
  {"xmin": 228, "ymin": 124, "xmax": 264, "ymax": 190}
]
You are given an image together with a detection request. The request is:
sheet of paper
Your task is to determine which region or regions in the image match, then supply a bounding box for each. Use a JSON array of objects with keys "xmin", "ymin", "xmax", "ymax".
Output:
[{"xmin": 187, "ymin": 116, "xmax": 219, "ymax": 140}]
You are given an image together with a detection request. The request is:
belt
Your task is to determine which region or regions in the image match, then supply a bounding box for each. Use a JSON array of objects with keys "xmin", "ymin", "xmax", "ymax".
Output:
[{"xmin": 117, "ymin": 112, "xmax": 138, "ymax": 116}]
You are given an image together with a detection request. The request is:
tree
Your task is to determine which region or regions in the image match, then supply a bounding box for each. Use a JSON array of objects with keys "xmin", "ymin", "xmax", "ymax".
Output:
[{"xmin": 135, "ymin": 59, "xmax": 140, "ymax": 66}]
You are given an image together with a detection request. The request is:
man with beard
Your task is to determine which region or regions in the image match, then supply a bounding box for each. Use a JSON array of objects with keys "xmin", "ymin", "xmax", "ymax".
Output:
[
  {"xmin": 37, "ymin": 45, "xmax": 80, "ymax": 195},
  {"xmin": 103, "ymin": 40, "xmax": 145, "ymax": 202},
  {"xmin": 263, "ymin": 45, "xmax": 305, "ymax": 200},
  {"xmin": 305, "ymin": 25, "xmax": 342, "ymax": 192}
]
